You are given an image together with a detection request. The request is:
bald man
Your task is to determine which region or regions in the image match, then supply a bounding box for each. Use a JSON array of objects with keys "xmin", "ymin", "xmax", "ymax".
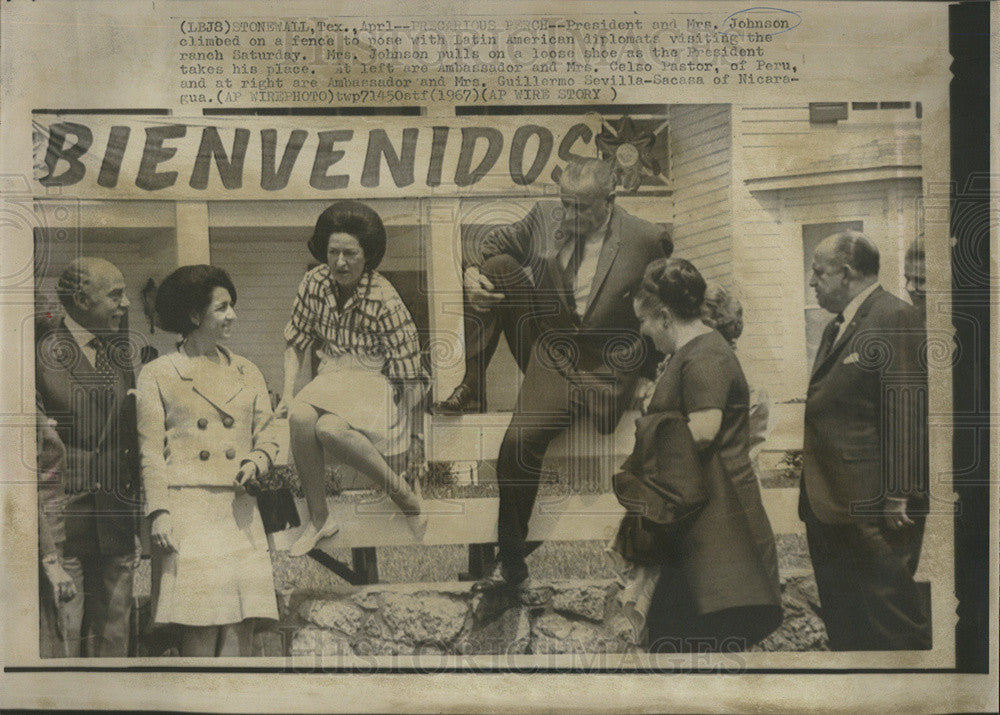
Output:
[
  {"xmin": 35, "ymin": 257, "xmax": 140, "ymax": 657},
  {"xmin": 437, "ymin": 158, "xmax": 672, "ymax": 588},
  {"xmin": 802, "ymin": 232, "xmax": 930, "ymax": 650}
]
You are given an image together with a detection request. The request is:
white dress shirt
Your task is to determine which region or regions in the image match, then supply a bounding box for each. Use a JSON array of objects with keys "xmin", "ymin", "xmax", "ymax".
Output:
[
  {"xmin": 559, "ymin": 217, "xmax": 611, "ymax": 318},
  {"xmin": 836, "ymin": 282, "xmax": 879, "ymax": 343},
  {"xmin": 63, "ymin": 314, "xmax": 98, "ymax": 368}
]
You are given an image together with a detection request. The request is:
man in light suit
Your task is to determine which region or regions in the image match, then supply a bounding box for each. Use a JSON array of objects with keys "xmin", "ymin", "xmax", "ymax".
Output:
[
  {"xmin": 434, "ymin": 158, "xmax": 672, "ymax": 587},
  {"xmin": 801, "ymin": 231, "xmax": 930, "ymax": 650},
  {"xmin": 35, "ymin": 257, "xmax": 140, "ymax": 657}
]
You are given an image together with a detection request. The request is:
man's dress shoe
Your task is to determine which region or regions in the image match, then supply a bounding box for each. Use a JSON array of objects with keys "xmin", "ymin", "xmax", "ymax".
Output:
[{"xmin": 430, "ymin": 384, "xmax": 484, "ymax": 414}]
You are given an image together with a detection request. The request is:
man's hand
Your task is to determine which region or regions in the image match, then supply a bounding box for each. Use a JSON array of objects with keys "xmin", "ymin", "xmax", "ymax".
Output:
[
  {"xmin": 464, "ymin": 266, "xmax": 505, "ymax": 312},
  {"xmin": 884, "ymin": 497, "xmax": 914, "ymax": 530},
  {"xmin": 150, "ymin": 510, "xmax": 177, "ymax": 552},
  {"xmin": 37, "ymin": 418, "xmax": 65, "ymax": 475},
  {"xmin": 41, "ymin": 557, "xmax": 77, "ymax": 602}
]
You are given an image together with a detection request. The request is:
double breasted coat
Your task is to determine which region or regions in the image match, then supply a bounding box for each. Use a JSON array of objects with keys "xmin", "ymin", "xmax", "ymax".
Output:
[
  {"xmin": 135, "ymin": 346, "xmax": 280, "ymax": 517},
  {"xmin": 135, "ymin": 345, "xmax": 281, "ymax": 626}
]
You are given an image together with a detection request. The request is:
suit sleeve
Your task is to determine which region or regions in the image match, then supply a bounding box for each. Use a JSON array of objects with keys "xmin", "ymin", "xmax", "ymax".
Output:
[
  {"xmin": 135, "ymin": 366, "xmax": 170, "ymax": 516},
  {"xmin": 36, "ymin": 363, "xmax": 94, "ymax": 494},
  {"xmin": 477, "ymin": 202, "xmax": 542, "ymax": 267},
  {"xmin": 35, "ymin": 408, "xmax": 65, "ymax": 559},
  {"xmin": 244, "ymin": 363, "xmax": 280, "ymax": 476},
  {"xmin": 884, "ymin": 303, "xmax": 928, "ymax": 502}
]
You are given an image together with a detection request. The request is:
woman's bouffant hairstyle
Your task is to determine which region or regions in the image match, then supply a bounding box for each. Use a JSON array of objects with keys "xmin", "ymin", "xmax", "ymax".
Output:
[
  {"xmin": 155, "ymin": 264, "xmax": 237, "ymax": 336},
  {"xmin": 635, "ymin": 257, "xmax": 706, "ymax": 320},
  {"xmin": 307, "ymin": 200, "xmax": 387, "ymax": 271},
  {"xmin": 702, "ymin": 284, "xmax": 744, "ymax": 345}
]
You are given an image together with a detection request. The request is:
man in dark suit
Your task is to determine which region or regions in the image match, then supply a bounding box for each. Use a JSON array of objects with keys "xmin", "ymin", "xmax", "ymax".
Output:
[
  {"xmin": 36, "ymin": 257, "xmax": 140, "ymax": 657},
  {"xmin": 801, "ymin": 231, "xmax": 930, "ymax": 650},
  {"xmin": 904, "ymin": 237, "xmax": 926, "ymax": 315},
  {"xmin": 434, "ymin": 158, "xmax": 672, "ymax": 587}
]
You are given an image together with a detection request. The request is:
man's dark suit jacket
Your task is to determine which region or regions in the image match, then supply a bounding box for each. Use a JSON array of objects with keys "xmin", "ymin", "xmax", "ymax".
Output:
[
  {"xmin": 477, "ymin": 200, "xmax": 672, "ymax": 431},
  {"xmin": 35, "ymin": 321, "xmax": 140, "ymax": 555},
  {"xmin": 800, "ymin": 286, "xmax": 927, "ymax": 524}
]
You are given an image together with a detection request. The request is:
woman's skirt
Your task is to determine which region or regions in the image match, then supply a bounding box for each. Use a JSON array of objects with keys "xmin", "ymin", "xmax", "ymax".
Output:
[
  {"xmin": 293, "ymin": 354, "xmax": 407, "ymax": 456},
  {"xmin": 153, "ymin": 486, "xmax": 278, "ymax": 626}
]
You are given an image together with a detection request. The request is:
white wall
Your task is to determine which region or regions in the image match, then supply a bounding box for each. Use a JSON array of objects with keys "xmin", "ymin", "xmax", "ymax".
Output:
[{"xmin": 669, "ymin": 104, "xmax": 733, "ymax": 285}]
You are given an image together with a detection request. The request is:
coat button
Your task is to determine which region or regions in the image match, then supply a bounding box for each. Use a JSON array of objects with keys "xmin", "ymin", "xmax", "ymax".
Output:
[
  {"xmin": 199, "ymin": 450, "xmax": 210, "ymax": 461},
  {"xmin": 197, "ymin": 418, "xmax": 208, "ymax": 429},
  {"xmin": 225, "ymin": 448, "xmax": 237, "ymax": 460},
  {"xmin": 222, "ymin": 416, "xmax": 234, "ymax": 428}
]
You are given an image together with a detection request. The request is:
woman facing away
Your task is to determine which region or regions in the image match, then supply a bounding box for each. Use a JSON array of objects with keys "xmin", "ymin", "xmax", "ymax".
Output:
[
  {"xmin": 278, "ymin": 200, "xmax": 429, "ymax": 557},
  {"xmin": 701, "ymin": 284, "xmax": 773, "ymax": 469},
  {"xmin": 610, "ymin": 257, "xmax": 782, "ymax": 652},
  {"xmin": 136, "ymin": 265, "xmax": 280, "ymax": 657}
]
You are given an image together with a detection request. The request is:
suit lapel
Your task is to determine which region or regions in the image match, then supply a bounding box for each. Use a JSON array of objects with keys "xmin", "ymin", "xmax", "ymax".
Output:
[
  {"xmin": 810, "ymin": 287, "xmax": 883, "ymax": 383},
  {"xmin": 52, "ymin": 323, "xmax": 99, "ymax": 383},
  {"xmin": 51, "ymin": 322, "xmax": 124, "ymax": 450},
  {"xmin": 582, "ymin": 212, "xmax": 621, "ymax": 322},
  {"xmin": 543, "ymin": 229, "xmax": 576, "ymax": 315},
  {"xmin": 168, "ymin": 347, "xmax": 243, "ymax": 417}
]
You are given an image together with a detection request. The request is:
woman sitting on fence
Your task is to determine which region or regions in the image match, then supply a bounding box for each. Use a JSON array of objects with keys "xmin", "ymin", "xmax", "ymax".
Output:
[{"xmin": 278, "ymin": 200, "xmax": 429, "ymax": 557}]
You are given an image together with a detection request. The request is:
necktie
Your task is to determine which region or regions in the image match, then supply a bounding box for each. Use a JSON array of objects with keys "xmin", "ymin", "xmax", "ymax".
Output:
[
  {"xmin": 565, "ymin": 237, "xmax": 586, "ymax": 284},
  {"xmin": 813, "ymin": 312, "xmax": 844, "ymax": 371},
  {"xmin": 90, "ymin": 337, "xmax": 117, "ymax": 385},
  {"xmin": 564, "ymin": 238, "xmax": 587, "ymax": 313}
]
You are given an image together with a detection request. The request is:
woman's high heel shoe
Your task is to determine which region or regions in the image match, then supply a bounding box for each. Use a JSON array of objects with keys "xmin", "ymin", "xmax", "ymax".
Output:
[{"xmin": 288, "ymin": 513, "xmax": 340, "ymax": 557}]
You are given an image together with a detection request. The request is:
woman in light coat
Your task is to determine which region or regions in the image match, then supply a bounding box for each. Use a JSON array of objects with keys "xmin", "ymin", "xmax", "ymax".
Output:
[{"xmin": 136, "ymin": 265, "xmax": 280, "ymax": 657}]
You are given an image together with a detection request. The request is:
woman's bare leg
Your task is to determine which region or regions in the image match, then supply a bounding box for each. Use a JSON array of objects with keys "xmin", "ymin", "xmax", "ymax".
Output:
[
  {"xmin": 179, "ymin": 626, "xmax": 220, "ymax": 657},
  {"xmin": 315, "ymin": 414, "xmax": 420, "ymax": 514},
  {"xmin": 288, "ymin": 402, "xmax": 328, "ymax": 527},
  {"xmin": 216, "ymin": 621, "xmax": 252, "ymax": 657}
]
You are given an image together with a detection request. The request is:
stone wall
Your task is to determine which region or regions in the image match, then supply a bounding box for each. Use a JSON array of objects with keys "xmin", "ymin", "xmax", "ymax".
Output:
[{"xmin": 259, "ymin": 575, "xmax": 827, "ymax": 657}]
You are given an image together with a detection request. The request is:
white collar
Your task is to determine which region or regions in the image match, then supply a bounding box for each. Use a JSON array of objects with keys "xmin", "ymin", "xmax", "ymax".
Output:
[
  {"xmin": 63, "ymin": 314, "xmax": 97, "ymax": 351},
  {"xmin": 589, "ymin": 213, "xmax": 612, "ymax": 243},
  {"xmin": 840, "ymin": 282, "xmax": 879, "ymax": 327},
  {"xmin": 560, "ymin": 212, "xmax": 613, "ymax": 257}
]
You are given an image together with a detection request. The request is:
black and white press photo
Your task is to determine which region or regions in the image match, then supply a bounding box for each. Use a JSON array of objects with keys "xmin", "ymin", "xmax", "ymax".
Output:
[{"xmin": 1, "ymin": 1, "xmax": 993, "ymax": 712}]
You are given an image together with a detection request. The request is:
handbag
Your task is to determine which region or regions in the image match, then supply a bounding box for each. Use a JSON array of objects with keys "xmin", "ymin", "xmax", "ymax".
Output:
[
  {"xmin": 612, "ymin": 513, "xmax": 675, "ymax": 566},
  {"xmin": 252, "ymin": 487, "xmax": 301, "ymax": 534}
]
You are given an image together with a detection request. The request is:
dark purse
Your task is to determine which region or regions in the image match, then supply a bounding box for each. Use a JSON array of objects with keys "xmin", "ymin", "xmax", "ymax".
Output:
[
  {"xmin": 612, "ymin": 513, "xmax": 674, "ymax": 566},
  {"xmin": 249, "ymin": 486, "xmax": 301, "ymax": 534}
]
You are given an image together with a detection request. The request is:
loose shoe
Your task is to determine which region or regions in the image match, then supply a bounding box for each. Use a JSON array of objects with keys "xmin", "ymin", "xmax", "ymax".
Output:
[{"xmin": 287, "ymin": 513, "xmax": 340, "ymax": 557}]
